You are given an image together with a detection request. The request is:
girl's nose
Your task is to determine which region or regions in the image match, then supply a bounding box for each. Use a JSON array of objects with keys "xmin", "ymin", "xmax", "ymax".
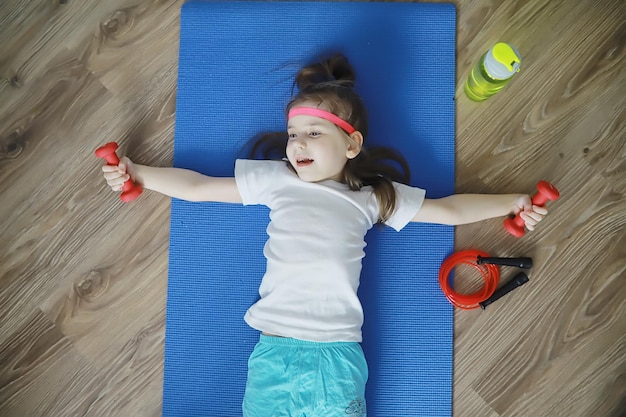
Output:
[{"xmin": 294, "ymin": 138, "xmax": 306, "ymax": 149}]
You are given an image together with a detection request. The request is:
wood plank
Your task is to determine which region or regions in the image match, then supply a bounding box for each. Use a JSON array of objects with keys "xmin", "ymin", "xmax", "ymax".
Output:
[{"xmin": 1, "ymin": 0, "xmax": 624, "ymax": 415}]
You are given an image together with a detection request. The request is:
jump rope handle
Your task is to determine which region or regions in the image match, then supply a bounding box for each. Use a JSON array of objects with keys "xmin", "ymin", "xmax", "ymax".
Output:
[
  {"xmin": 95, "ymin": 142, "xmax": 143, "ymax": 203},
  {"xmin": 479, "ymin": 271, "xmax": 529, "ymax": 310},
  {"xmin": 504, "ymin": 180, "xmax": 560, "ymax": 238},
  {"xmin": 477, "ymin": 256, "xmax": 533, "ymax": 269}
]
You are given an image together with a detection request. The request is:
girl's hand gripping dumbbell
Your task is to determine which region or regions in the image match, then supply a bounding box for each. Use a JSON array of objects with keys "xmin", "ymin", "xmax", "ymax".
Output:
[
  {"xmin": 95, "ymin": 142, "xmax": 143, "ymax": 202},
  {"xmin": 505, "ymin": 180, "xmax": 559, "ymax": 237}
]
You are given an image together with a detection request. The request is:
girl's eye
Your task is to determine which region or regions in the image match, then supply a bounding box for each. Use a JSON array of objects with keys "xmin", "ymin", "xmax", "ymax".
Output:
[
  {"xmin": 288, "ymin": 133, "xmax": 297, "ymax": 139},
  {"xmin": 309, "ymin": 131, "xmax": 321, "ymax": 137}
]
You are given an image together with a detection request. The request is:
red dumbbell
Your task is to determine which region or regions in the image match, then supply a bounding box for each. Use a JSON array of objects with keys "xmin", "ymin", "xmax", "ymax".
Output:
[
  {"xmin": 95, "ymin": 142, "xmax": 143, "ymax": 202},
  {"xmin": 504, "ymin": 180, "xmax": 560, "ymax": 238}
]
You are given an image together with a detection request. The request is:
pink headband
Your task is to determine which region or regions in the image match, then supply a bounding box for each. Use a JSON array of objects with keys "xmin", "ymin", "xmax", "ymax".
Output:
[{"xmin": 288, "ymin": 107, "xmax": 356, "ymax": 134}]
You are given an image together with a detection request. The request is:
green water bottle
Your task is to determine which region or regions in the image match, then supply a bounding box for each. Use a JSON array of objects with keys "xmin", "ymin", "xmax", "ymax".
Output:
[{"xmin": 465, "ymin": 42, "xmax": 522, "ymax": 101}]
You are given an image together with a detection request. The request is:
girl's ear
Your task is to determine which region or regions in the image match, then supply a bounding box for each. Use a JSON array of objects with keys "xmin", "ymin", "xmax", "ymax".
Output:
[{"xmin": 346, "ymin": 131, "xmax": 364, "ymax": 159}]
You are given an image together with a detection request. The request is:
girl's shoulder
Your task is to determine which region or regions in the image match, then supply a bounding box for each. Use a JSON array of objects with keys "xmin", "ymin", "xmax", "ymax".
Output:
[
  {"xmin": 235, "ymin": 159, "xmax": 297, "ymax": 192},
  {"xmin": 235, "ymin": 159, "xmax": 292, "ymax": 176}
]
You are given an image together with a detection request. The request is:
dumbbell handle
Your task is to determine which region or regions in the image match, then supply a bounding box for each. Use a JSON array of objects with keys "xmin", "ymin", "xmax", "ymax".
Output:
[
  {"xmin": 94, "ymin": 142, "xmax": 143, "ymax": 202},
  {"xmin": 477, "ymin": 256, "xmax": 533, "ymax": 269},
  {"xmin": 504, "ymin": 180, "xmax": 560, "ymax": 238}
]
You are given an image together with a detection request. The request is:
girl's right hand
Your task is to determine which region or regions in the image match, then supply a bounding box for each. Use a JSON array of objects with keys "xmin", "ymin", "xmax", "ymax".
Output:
[{"xmin": 101, "ymin": 156, "xmax": 137, "ymax": 192}]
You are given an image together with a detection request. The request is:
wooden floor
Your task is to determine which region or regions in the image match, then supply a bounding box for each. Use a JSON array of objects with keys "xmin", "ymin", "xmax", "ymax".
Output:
[{"xmin": 1, "ymin": 0, "xmax": 624, "ymax": 416}]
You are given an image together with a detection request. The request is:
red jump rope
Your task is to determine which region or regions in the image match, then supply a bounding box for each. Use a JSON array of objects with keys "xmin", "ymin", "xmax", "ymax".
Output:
[{"xmin": 439, "ymin": 250, "xmax": 532, "ymax": 310}]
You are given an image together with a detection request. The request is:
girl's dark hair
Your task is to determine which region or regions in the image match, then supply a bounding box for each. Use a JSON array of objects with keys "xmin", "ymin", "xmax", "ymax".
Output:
[{"xmin": 249, "ymin": 54, "xmax": 410, "ymax": 224}]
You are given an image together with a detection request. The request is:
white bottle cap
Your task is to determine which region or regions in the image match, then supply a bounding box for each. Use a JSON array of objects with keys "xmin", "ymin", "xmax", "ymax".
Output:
[{"xmin": 484, "ymin": 43, "xmax": 522, "ymax": 80}]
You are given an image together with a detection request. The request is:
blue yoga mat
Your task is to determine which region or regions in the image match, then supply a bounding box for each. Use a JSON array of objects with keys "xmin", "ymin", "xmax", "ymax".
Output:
[{"xmin": 164, "ymin": 2, "xmax": 456, "ymax": 416}]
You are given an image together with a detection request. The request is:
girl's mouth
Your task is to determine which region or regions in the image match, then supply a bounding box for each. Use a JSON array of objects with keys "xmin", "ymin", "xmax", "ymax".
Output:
[{"xmin": 296, "ymin": 158, "xmax": 314, "ymax": 167}]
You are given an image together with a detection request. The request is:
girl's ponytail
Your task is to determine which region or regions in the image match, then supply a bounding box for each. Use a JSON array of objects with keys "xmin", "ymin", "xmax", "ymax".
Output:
[{"xmin": 295, "ymin": 55, "xmax": 356, "ymax": 90}]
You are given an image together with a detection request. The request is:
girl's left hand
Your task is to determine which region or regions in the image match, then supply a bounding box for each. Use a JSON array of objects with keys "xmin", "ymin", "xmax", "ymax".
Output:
[{"xmin": 512, "ymin": 195, "xmax": 548, "ymax": 231}]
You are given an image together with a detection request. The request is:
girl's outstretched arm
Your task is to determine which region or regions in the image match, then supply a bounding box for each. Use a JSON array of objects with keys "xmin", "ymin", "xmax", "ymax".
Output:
[
  {"xmin": 411, "ymin": 194, "xmax": 547, "ymax": 229},
  {"xmin": 102, "ymin": 157, "xmax": 242, "ymax": 203}
]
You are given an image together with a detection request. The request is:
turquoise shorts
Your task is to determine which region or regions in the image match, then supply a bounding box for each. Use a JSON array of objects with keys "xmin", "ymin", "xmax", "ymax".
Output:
[{"xmin": 243, "ymin": 335, "xmax": 368, "ymax": 417}]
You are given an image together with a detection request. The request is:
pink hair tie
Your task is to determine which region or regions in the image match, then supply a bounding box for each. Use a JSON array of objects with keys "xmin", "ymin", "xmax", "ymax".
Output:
[{"xmin": 288, "ymin": 107, "xmax": 356, "ymax": 134}]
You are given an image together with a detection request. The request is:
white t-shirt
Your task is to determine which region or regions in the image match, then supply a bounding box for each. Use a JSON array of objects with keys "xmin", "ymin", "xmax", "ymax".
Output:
[{"xmin": 234, "ymin": 159, "xmax": 426, "ymax": 342}]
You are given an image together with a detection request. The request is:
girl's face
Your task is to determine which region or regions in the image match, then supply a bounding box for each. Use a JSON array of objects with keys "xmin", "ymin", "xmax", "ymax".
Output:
[{"xmin": 286, "ymin": 113, "xmax": 361, "ymax": 182}]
